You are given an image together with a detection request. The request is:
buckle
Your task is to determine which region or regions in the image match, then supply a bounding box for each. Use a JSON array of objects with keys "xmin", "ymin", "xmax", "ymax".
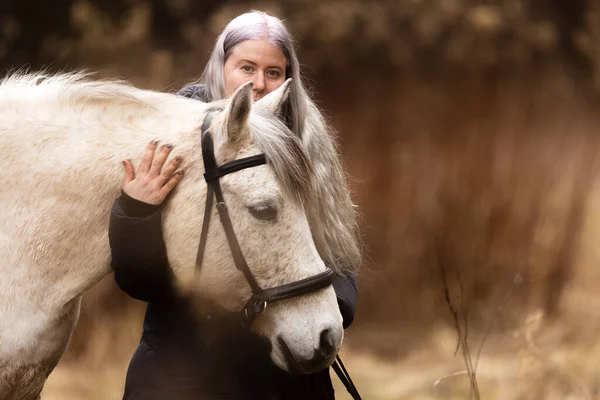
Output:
[
  {"xmin": 243, "ymin": 299, "xmax": 268, "ymax": 321},
  {"xmin": 256, "ymin": 300, "xmax": 268, "ymax": 314}
]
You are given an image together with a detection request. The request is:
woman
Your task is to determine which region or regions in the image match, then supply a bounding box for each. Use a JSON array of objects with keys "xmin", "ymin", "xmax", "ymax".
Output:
[{"xmin": 109, "ymin": 10, "xmax": 360, "ymax": 400}]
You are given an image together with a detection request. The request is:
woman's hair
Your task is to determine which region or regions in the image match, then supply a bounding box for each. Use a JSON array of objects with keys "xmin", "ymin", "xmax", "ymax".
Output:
[
  {"xmin": 201, "ymin": 11, "xmax": 362, "ymax": 272},
  {"xmin": 200, "ymin": 10, "xmax": 308, "ymax": 136}
]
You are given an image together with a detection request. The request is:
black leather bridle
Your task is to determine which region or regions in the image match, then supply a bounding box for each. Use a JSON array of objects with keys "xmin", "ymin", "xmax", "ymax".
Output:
[
  {"xmin": 194, "ymin": 111, "xmax": 363, "ymax": 400},
  {"xmin": 194, "ymin": 112, "xmax": 335, "ymax": 326}
]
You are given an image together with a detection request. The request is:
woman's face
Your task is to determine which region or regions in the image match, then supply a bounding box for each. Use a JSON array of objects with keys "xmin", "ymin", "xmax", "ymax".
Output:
[{"xmin": 224, "ymin": 38, "xmax": 287, "ymax": 101}]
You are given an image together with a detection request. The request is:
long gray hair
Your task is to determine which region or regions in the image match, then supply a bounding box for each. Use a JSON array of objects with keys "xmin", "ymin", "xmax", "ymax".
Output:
[
  {"xmin": 201, "ymin": 10, "xmax": 308, "ymax": 136},
  {"xmin": 201, "ymin": 11, "xmax": 362, "ymax": 272}
]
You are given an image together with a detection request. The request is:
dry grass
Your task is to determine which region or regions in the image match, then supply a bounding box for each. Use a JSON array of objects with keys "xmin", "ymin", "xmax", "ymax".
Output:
[{"xmin": 331, "ymin": 321, "xmax": 600, "ymax": 400}]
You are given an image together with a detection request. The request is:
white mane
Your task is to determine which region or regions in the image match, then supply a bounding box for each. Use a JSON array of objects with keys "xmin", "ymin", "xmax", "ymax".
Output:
[{"xmin": 301, "ymin": 101, "xmax": 362, "ymax": 273}]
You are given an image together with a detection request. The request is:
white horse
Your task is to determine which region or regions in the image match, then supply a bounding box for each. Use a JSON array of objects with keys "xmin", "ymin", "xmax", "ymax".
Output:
[{"xmin": 0, "ymin": 72, "xmax": 360, "ymax": 399}]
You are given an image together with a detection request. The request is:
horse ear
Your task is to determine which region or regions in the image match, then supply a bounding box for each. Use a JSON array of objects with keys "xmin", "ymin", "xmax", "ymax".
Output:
[
  {"xmin": 224, "ymin": 81, "xmax": 253, "ymax": 143},
  {"xmin": 255, "ymin": 78, "xmax": 292, "ymax": 117}
]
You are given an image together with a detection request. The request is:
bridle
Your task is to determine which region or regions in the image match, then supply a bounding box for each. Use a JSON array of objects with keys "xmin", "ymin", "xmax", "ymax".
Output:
[
  {"xmin": 194, "ymin": 111, "xmax": 363, "ymax": 400},
  {"xmin": 194, "ymin": 111, "xmax": 335, "ymax": 326}
]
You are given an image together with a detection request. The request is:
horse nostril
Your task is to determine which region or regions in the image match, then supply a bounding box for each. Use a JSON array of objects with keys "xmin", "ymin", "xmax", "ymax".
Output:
[
  {"xmin": 278, "ymin": 330, "xmax": 340, "ymax": 375},
  {"xmin": 319, "ymin": 328, "xmax": 336, "ymax": 358}
]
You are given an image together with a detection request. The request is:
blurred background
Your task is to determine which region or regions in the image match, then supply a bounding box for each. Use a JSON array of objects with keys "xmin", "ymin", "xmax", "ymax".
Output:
[{"xmin": 4, "ymin": 0, "xmax": 600, "ymax": 398}]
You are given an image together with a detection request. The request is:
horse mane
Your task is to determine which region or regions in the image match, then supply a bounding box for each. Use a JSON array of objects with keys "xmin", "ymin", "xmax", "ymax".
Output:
[
  {"xmin": 0, "ymin": 71, "xmax": 165, "ymax": 118},
  {"xmin": 300, "ymin": 101, "xmax": 362, "ymax": 274},
  {"xmin": 0, "ymin": 70, "xmax": 362, "ymax": 275},
  {"xmin": 242, "ymin": 104, "xmax": 362, "ymax": 276}
]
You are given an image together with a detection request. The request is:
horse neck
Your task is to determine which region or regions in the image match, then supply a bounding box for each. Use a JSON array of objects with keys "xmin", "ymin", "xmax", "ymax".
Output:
[{"xmin": 0, "ymin": 88, "xmax": 211, "ymax": 310}]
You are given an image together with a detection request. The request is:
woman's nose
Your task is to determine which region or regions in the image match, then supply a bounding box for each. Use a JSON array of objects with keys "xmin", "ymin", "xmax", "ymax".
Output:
[{"xmin": 253, "ymin": 74, "xmax": 265, "ymax": 91}]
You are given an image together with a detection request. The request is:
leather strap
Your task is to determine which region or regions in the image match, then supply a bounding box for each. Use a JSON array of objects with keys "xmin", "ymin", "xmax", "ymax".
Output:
[
  {"xmin": 192, "ymin": 110, "xmax": 362, "ymax": 400},
  {"xmin": 211, "ymin": 160, "xmax": 263, "ymax": 294},
  {"xmin": 195, "ymin": 183, "xmax": 214, "ymax": 274},
  {"xmin": 204, "ymin": 154, "xmax": 266, "ymax": 182},
  {"xmin": 332, "ymin": 355, "xmax": 363, "ymax": 400},
  {"xmin": 196, "ymin": 124, "xmax": 266, "ymax": 295},
  {"xmin": 245, "ymin": 269, "xmax": 335, "ymax": 308},
  {"xmin": 242, "ymin": 269, "xmax": 336, "ymax": 325},
  {"xmin": 195, "ymin": 110, "xmax": 337, "ymax": 316},
  {"xmin": 195, "ymin": 113, "xmax": 216, "ymax": 275}
]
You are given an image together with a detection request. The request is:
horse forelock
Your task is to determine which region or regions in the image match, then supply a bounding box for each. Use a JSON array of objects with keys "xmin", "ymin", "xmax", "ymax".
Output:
[{"xmin": 249, "ymin": 109, "xmax": 314, "ymax": 206}]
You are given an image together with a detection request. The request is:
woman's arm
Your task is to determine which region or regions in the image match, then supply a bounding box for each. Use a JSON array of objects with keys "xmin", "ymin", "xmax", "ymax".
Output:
[
  {"xmin": 109, "ymin": 141, "xmax": 184, "ymax": 303},
  {"xmin": 109, "ymin": 192, "xmax": 174, "ymax": 302}
]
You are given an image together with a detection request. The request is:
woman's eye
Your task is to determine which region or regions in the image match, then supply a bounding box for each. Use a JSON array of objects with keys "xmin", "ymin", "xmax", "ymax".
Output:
[
  {"xmin": 266, "ymin": 70, "xmax": 280, "ymax": 78},
  {"xmin": 247, "ymin": 204, "xmax": 278, "ymax": 221},
  {"xmin": 242, "ymin": 65, "xmax": 254, "ymax": 73}
]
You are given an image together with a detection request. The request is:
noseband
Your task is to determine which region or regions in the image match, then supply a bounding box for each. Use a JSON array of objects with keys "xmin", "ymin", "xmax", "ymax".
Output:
[{"xmin": 194, "ymin": 112, "xmax": 335, "ymax": 326}]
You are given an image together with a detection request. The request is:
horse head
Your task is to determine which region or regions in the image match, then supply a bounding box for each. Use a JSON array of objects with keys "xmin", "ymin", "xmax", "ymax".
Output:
[{"xmin": 165, "ymin": 81, "xmax": 345, "ymax": 374}]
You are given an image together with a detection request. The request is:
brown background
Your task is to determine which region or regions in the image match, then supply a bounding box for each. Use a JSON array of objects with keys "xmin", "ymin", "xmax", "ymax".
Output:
[{"xmin": 4, "ymin": 1, "xmax": 600, "ymax": 398}]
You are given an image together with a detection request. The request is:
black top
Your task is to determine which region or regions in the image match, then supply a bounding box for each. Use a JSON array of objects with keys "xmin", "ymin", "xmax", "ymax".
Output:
[{"xmin": 108, "ymin": 85, "xmax": 359, "ymax": 400}]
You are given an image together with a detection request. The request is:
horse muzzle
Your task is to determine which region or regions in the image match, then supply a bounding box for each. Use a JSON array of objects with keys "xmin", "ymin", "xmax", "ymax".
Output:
[{"xmin": 276, "ymin": 327, "xmax": 342, "ymax": 375}]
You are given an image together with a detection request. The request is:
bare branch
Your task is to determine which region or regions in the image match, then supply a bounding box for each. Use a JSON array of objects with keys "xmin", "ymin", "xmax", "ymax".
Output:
[
  {"xmin": 474, "ymin": 272, "xmax": 523, "ymax": 371},
  {"xmin": 436, "ymin": 238, "xmax": 480, "ymax": 400}
]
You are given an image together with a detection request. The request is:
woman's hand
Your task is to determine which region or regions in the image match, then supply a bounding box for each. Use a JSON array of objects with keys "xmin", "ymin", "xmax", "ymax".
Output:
[{"xmin": 122, "ymin": 141, "xmax": 184, "ymax": 205}]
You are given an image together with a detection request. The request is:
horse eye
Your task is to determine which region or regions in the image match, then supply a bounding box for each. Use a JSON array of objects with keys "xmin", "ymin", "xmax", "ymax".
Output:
[{"xmin": 248, "ymin": 204, "xmax": 278, "ymax": 221}]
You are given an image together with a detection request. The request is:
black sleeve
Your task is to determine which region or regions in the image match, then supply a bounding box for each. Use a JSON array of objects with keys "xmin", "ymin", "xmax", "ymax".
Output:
[
  {"xmin": 176, "ymin": 84, "xmax": 207, "ymax": 101},
  {"xmin": 109, "ymin": 192, "xmax": 176, "ymax": 303},
  {"xmin": 332, "ymin": 273, "xmax": 359, "ymax": 329}
]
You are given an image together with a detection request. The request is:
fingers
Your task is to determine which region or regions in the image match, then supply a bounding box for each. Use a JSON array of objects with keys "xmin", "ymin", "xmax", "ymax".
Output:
[
  {"xmin": 159, "ymin": 155, "xmax": 183, "ymax": 184},
  {"xmin": 150, "ymin": 143, "xmax": 174, "ymax": 177},
  {"xmin": 159, "ymin": 170, "xmax": 185, "ymax": 198},
  {"xmin": 125, "ymin": 141, "xmax": 183, "ymax": 205},
  {"xmin": 139, "ymin": 140, "xmax": 159, "ymax": 174},
  {"xmin": 122, "ymin": 159, "xmax": 135, "ymax": 185}
]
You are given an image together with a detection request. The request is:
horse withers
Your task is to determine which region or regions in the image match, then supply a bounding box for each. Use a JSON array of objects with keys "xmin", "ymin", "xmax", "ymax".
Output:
[{"xmin": 0, "ymin": 73, "xmax": 360, "ymax": 399}]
